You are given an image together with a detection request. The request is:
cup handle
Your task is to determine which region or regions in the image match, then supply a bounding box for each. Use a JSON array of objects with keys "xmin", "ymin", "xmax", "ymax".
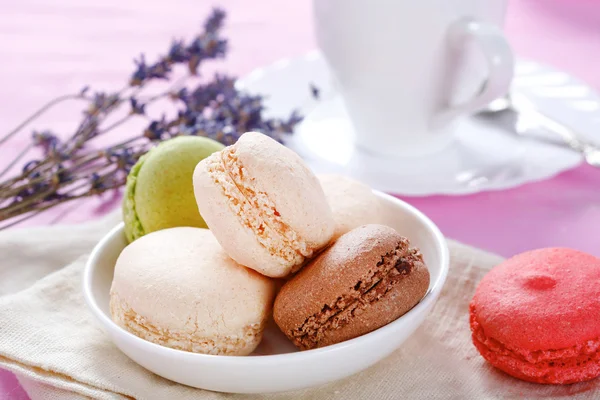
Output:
[{"xmin": 433, "ymin": 17, "xmax": 515, "ymax": 127}]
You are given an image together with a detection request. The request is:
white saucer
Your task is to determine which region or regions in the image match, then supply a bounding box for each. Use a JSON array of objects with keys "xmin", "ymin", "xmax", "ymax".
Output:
[{"xmin": 237, "ymin": 51, "xmax": 600, "ymax": 195}]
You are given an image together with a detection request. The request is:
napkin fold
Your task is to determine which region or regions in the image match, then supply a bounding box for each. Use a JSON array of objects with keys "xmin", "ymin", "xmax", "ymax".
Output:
[{"xmin": 0, "ymin": 213, "xmax": 598, "ymax": 400}]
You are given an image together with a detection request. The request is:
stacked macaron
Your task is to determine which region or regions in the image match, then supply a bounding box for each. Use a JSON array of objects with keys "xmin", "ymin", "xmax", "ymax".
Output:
[
  {"xmin": 110, "ymin": 228, "xmax": 275, "ymax": 356},
  {"xmin": 109, "ymin": 132, "xmax": 430, "ymax": 356},
  {"xmin": 122, "ymin": 136, "xmax": 224, "ymax": 242},
  {"xmin": 274, "ymin": 224, "xmax": 430, "ymax": 350},
  {"xmin": 193, "ymin": 132, "xmax": 335, "ymax": 278}
]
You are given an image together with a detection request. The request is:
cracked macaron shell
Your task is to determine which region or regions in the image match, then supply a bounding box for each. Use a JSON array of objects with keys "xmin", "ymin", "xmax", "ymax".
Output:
[
  {"xmin": 273, "ymin": 224, "xmax": 430, "ymax": 350},
  {"xmin": 110, "ymin": 227, "xmax": 276, "ymax": 355},
  {"xmin": 122, "ymin": 136, "xmax": 224, "ymax": 242},
  {"xmin": 193, "ymin": 132, "xmax": 335, "ymax": 278}
]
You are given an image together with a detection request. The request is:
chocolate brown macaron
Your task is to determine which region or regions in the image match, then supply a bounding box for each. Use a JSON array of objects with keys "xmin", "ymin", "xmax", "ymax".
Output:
[{"xmin": 274, "ymin": 224, "xmax": 430, "ymax": 350}]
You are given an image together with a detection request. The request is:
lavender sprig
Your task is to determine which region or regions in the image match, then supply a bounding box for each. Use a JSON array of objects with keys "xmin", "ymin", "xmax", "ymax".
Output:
[{"xmin": 0, "ymin": 8, "xmax": 302, "ymax": 229}]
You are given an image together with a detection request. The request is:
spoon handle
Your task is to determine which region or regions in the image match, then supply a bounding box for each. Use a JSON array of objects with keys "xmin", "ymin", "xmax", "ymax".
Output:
[
  {"xmin": 521, "ymin": 107, "xmax": 588, "ymax": 151},
  {"xmin": 522, "ymin": 107, "xmax": 600, "ymax": 167}
]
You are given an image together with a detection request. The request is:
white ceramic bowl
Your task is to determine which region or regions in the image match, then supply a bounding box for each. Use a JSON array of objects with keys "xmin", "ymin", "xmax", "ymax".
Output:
[{"xmin": 83, "ymin": 191, "xmax": 449, "ymax": 394}]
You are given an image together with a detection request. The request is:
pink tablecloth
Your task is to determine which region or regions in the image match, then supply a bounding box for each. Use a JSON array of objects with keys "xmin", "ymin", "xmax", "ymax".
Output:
[{"xmin": 2, "ymin": 0, "xmax": 600, "ymax": 398}]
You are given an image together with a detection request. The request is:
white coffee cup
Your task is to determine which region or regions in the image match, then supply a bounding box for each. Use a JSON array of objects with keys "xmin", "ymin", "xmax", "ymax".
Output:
[{"xmin": 313, "ymin": 0, "xmax": 514, "ymax": 157}]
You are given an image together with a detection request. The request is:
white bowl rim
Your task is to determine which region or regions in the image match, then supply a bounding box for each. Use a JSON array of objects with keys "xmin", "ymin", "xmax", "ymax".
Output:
[{"xmin": 83, "ymin": 191, "xmax": 449, "ymax": 366}]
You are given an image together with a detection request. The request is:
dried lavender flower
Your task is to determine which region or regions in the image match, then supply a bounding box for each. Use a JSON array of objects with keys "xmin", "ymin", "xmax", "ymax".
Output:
[{"xmin": 0, "ymin": 7, "xmax": 302, "ymax": 229}]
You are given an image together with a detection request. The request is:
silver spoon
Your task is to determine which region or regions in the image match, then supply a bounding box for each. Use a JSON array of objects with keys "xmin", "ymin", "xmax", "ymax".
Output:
[{"xmin": 477, "ymin": 94, "xmax": 600, "ymax": 168}]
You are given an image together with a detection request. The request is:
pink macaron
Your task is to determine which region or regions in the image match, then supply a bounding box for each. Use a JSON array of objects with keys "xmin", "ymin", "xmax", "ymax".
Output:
[{"xmin": 470, "ymin": 248, "xmax": 600, "ymax": 384}]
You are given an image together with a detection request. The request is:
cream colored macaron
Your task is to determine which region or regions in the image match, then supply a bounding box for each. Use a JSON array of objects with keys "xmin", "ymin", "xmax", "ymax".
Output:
[
  {"xmin": 318, "ymin": 174, "xmax": 384, "ymax": 241},
  {"xmin": 193, "ymin": 132, "xmax": 335, "ymax": 278},
  {"xmin": 109, "ymin": 227, "xmax": 276, "ymax": 356}
]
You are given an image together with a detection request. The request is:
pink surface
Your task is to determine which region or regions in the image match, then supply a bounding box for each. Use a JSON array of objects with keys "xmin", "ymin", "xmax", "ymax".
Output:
[{"xmin": 1, "ymin": 0, "xmax": 599, "ymax": 397}]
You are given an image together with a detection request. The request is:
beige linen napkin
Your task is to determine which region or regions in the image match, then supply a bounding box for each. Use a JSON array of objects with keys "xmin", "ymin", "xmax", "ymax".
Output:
[{"xmin": 0, "ymin": 214, "xmax": 599, "ymax": 399}]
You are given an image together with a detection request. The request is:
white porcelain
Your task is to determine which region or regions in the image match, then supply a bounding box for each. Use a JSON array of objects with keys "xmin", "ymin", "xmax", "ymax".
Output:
[
  {"xmin": 235, "ymin": 52, "xmax": 599, "ymax": 195},
  {"xmin": 313, "ymin": 0, "xmax": 514, "ymax": 157},
  {"xmin": 83, "ymin": 192, "xmax": 449, "ymax": 394}
]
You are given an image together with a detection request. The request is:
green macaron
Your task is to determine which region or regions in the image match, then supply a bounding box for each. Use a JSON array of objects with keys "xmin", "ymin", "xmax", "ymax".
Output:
[{"xmin": 123, "ymin": 136, "xmax": 225, "ymax": 242}]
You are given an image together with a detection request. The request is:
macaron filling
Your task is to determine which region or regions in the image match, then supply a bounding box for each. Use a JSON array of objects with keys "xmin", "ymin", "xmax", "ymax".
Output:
[
  {"xmin": 470, "ymin": 310, "xmax": 600, "ymax": 383},
  {"xmin": 205, "ymin": 147, "xmax": 314, "ymax": 268},
  {"xmin": 289, "ymin": 239, "xmax": 423, "ymax": 350}
]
